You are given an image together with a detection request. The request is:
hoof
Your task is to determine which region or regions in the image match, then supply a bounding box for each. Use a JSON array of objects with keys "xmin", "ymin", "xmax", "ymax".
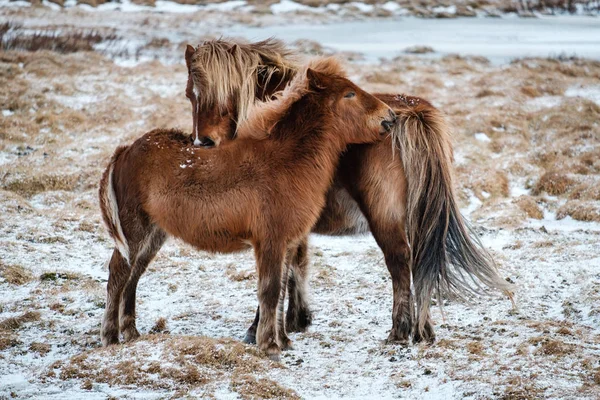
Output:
[
  {"xmin": 286, "ymin": 308, "xmax": 313, "ymax": 333},
  {"xmin": 262, "ymin": 343, "xmax": 281, "ymax": 362},
  {"xmin": 101, "ymin": 334, "xmax": 119, "ymax": 347},
  {"xmin": 243, "ymin": 332, "xmax": 256, "ymax": 345},
  {"xmin": 413, "ymin": 330, "xmax": 436, "ymax": 345},
  {"xmin": 280, "ymin": 338, "xmax": 294, "ymax": 351},
  {"xmin": 122, "ymin": 327, "xmax": 141, "ymax": 343},
  {"xmin": 385, "ymin": 335, "xmax": 409, "ymax": 346},
  {"xmin": 385, "ymin": 326, "xmax": 411, "ymax": 345}
]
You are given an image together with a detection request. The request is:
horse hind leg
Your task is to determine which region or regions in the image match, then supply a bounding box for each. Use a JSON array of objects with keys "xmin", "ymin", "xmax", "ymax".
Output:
[
  {"xmin": 413, "ymin": 299, "xmax": 435, "ymax": 344},
  {"xmin": 119, "ymin": 226, "xmax": 167, "ymax": 342},
  {"xmin": 286, "ymin": 238, "xmax": 313, "ymax": 333},
  {"xmin": 377, "ymin": 228, "xmax": 413, "ymax": 345},
  {"xmin": 101, "ymin": 249, "xmax": 131, "ymax": 346}
]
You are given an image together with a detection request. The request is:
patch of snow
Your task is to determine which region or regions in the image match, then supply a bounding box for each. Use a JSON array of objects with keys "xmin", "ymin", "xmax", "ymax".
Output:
[
  {"xmin": 0, "ymin": 0, "xmax": 31, "ymax": 7},
  {"xmin": 2, "ymin": 109, "xmax": 14, "ymax": 117},
  {"xmin": 474, "ymin": 132, "xmax": 491, "ymax": 142},
  {"xmin": 42, "ymin": 0, "xmax": 62, "ymax": 10},
  {"xmin": 271, "ymin": 0, "xmax": 310, "ymax": 14},
  {"xmin": 204, "ymin": 0, "xmax": 246, "ymax": 11},
  {"xmin": 381, "ymin": 1, "xmax": 400, "ymax": 12},
  {"xmin": 565, "ymin": 85, "xmax": 600, "ymax": 105},
  {"xmin": 432, "ymin": 5, "xmax": 457, "ymax": 14},
  {"xmin": 349, "ymin": 2, "xmax": 374, "ymax": 13},
  {"xmin": 463, "ymin": 192, "xmax": 483, "ymax": 215},
  {"xmin": 526, "ymin": 95, "xmax": 563, "ymax": 111},
  {"xmin": 510, "ymin": 185, "xmax": 530, "ymax": 197},
  {"xmin": 529, "ymin": 213, "xmax": 600, "ymax": 232}
]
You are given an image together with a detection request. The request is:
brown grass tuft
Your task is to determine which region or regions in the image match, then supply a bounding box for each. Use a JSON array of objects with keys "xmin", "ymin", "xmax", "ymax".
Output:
[
  {"xmin": 532, "ymin": 171, "xmax": 575, "ymax": 196},
  {"xmin": 466, "ymin": 341, "xmax": 484, "ymax": 355},
  {"xmin": 149, "ymin": 317, "xmax": 168, "ymax": 334},
  {"xmin": 528, "ymin": 337, "xmax": 574, "ymax": 356},
  {"xmin": 594, "ymin": 370, "xmax": 600, "ymax": 385},
  {"xmin": 404, "ymin": 45, "xmax": 434, "ymax": 54},
  {"xmin": 231, "ymin": 374, "xmax": 301, "ymax": 400},
  {"xmin": 30, "ymin": 342, "xmax": 51, "ymax": 355},
  {"xmin": 226, "ymin": 264, "xmax": 255, "ymax": 282},
  {"xmin": 0, "ymin": 311, "xmax": 41, "ymax": 331},
  {"xmin": 0, "ymin": 261, "xmax": 33, "ymax": 285},
  {"xmin": 0, "ymin": 334, "xmax": 20, "ymax": 350},
  {"xmin": 52, "ymin": 335, "xmax": 273, "ymax": 392},
  {"xmin": 513, "ymin": 196, "xmax": 543, "ymax": 219},
  {"xmin": 2, "ymin": 173, "xmax": 88, "ymax": 197},
  {"xmin": 556, "ymin": 201, "xmax": 600, "ymax": 222},
  {"xmin": 520, "ymin": 86, "xmax": 541, "ymax": 98},
  {"xmin": 364, "ymin": 71, "xmax": 403, "ymax": 85},
  {"xmin": 0, "ymin": 22, "xmax": 119, "ymax": 54}
]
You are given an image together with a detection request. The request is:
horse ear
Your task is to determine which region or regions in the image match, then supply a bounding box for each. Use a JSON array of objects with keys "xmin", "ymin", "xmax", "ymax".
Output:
[
  {"xmin": 228, "ymin": 44, "xmax": 238, "ymax": 55},
  {"xmin": 306, "ymin": 68, "xmax": 327, "ymax": 91},
  {"xmin": 185, "ymin": 44, "xmax": 195, "ymax": 71}
]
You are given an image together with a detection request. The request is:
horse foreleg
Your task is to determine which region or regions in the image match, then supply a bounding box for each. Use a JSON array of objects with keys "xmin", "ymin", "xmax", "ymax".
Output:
[
  {"xmin": 286, "ymin": 238, "xmax": 313, "ymax": 332},
  {"xmin": 101, "ymin": 249, "xmax": 130, "ymax": 346},
  {"xmin": 255, "ymin": 242, "xmax": 286, "ymax": 360},
  {"xmin": 243, "ymin": 306, "xmax": 260, "ymax": 345},
  {"xmin": 119, "ymin": 227, "xmax": 167, "ymax": 342}
]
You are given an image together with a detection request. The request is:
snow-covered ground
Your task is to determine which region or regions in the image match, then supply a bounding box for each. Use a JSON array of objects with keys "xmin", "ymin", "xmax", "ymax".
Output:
[{"xmin": 1, "ymin": 4, "xmax": 600, "ymax": 399}]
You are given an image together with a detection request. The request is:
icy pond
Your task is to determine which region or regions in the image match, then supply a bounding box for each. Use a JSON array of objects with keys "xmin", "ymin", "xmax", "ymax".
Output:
[{"xmin": 228, "ymin": 16, "xmax": 600, "ymax": 64}]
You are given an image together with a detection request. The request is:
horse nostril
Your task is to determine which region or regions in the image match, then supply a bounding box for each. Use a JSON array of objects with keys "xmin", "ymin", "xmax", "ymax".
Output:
[
  {"xmin": 381, "ymin": 120, "xmax": 393, "ymax": 132},
  {"xmin": 388, "ymin": 109, "xmax": 397, "ymax": 122}
]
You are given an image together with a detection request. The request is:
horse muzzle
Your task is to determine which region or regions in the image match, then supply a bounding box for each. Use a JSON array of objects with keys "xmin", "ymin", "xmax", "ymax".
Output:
[{"xmin": 380, "ymin": 109, "xmax": 397, "ymax": 134}]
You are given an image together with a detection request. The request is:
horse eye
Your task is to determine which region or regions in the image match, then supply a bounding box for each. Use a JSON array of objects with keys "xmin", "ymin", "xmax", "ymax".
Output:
[{"xmin": 344, "ymin": 92, "xmax": 356, "ymax": 98}]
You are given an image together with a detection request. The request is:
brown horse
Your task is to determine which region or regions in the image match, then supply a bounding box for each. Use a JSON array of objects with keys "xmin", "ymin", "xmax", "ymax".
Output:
[
  {"xmin": 98, "ymin": 58, "xmax": 397, "ymax": 359},
  {"xmin": 184, "ymin": 39, "xmax": 512, "ymax": 345}
]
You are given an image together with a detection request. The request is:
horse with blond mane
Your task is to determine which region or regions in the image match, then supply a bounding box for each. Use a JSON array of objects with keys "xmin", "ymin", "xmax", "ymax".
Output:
[
  {"xmin": 98, "ymin": 58, "xmax": 396, "ymax": 359},
  {"xmin": 183, "ymin": 39, "xmax": 512, "ymax": 346}
]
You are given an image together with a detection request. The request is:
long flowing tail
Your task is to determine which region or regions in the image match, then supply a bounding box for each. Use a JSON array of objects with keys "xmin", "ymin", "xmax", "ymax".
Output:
[
  {"xmin": 98, "ymin": 146, "xmax": 130, "ymax": 265},
  {"xmin": 391, "ymin": 95, "xmax": 513, "ymax": 336}
]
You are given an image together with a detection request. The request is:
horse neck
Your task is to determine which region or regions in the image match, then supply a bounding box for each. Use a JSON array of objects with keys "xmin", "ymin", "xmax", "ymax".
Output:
[{"xmin": 271, "ymin": 96, "xmax": 346, "ymax": 188}]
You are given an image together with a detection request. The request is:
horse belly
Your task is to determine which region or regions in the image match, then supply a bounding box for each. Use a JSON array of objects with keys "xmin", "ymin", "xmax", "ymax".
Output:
[{"xmin": 145, "ymin": 192, "xmax": 254, "ymax": 254}]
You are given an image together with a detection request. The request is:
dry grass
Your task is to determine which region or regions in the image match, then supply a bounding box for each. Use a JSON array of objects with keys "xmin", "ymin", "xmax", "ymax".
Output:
[
  {"xmin": 513, "ymin": 196, "xmax": 543, "ymax": 219},
  {"xmin": 30, "ymin": 342, "xmax": 51, "ymax": 355},
  {"xmin": 2, "ymin": 173, "xmax": 90, "ymax": 197},
  {"xmin": 231, "ymin": 374, "xmax": 301, "ymax": 399},
  {"xmin": 532, "ymin": 172, "xmax": 575, "ymax": 196},
  {"xmin": 149, "ymin": 317, "xmax": 168, "ymax": 334},
  {"xmin": 466, "ymin": 341, "xmax": 484, "ymax": 355},
  {"xmin": 404, "ymin": 45, "xmax": 434, "ymax": 54},
  {"xmin": 0, "ymin": 311, "xmax": 41, "ymax": 331},
  {"xmin": 0, "ymin": 261, "xmax": 33, "ymax": 285},
  {"xmin": 226, "ymin": 264, "xmax": 256, "ymax": 282},
  {"xmin": 520, "ymin": 86, "xmax": 541, "ymax": 98},
  {"xmin": 0, "ymin": 22, "xmax": 119, "ymax": 54},
  {"xmin": 49, "ymin": 335, "xmax": 278, "ymax": 394},
  {"xmin": 556, "ymin": 201, "xmax": 600, "ymax": 222}
]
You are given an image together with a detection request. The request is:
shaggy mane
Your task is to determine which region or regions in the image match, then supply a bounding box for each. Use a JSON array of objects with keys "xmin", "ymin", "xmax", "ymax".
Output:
[
  {"xmin": 236, "ymin": 56, "xmax": 347, "ymax": 141},
  {"xmin": 189, "ymin": 38, "xmax": 299, "ymax": 127}
]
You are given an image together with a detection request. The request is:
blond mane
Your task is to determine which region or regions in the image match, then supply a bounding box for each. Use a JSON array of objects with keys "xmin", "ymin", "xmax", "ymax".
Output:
[
  {"xmin": 189, "ymin": 38, "xmax": 299, "ymax": 127},
  {"xmin": 236, "ymin": 56, "xmax": 347, "ymax": 140}
]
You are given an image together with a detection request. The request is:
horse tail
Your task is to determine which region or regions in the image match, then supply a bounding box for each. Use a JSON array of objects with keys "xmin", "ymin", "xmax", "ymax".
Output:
[
  {"xmin": 99, "ymin": 145, "xmax": 130, "ymax": 265},
  {"xmin": 392, "ymin": 95, "xmax": 513, "ymax": 336}
]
